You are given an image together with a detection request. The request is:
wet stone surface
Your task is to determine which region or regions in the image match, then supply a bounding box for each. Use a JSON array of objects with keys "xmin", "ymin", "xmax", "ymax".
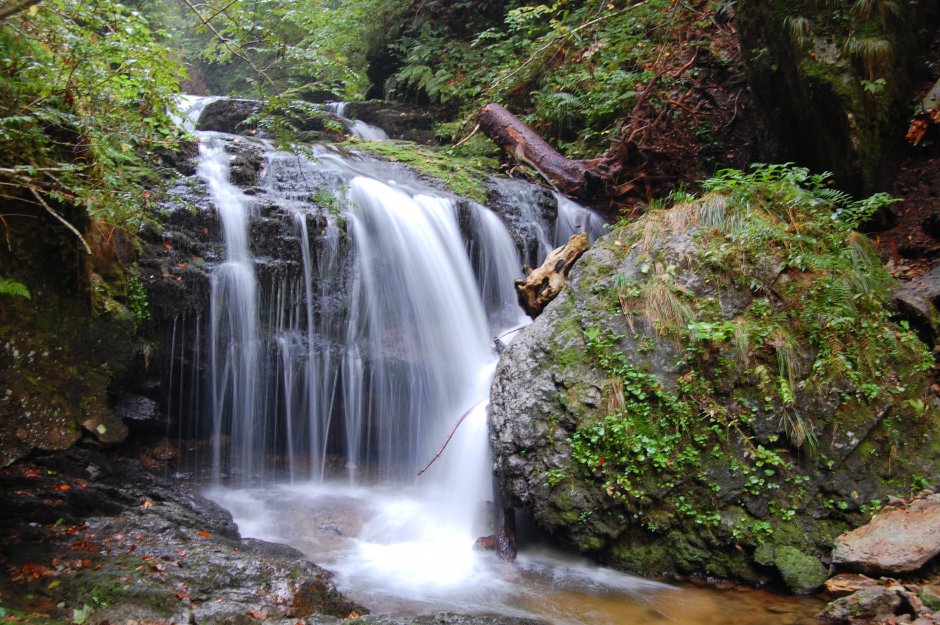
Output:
[{"xmin": 0, "ymin": 448, "xmax": 547, "ymax": 625}]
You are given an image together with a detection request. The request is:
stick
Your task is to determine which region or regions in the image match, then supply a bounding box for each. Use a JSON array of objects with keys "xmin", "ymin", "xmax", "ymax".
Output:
[
  {"xmin": 416, "ymin": 399, "xmax": 487, "ymax": 476},
  {"xmin": 178, "ymin": 0, "xmax": 276, "ymax": 89},
  {"xmin": 453, "ymin": 123, "xmax": 480, "ymax": 148},
  {"xmin": 0, "ymin": 0, "xmax": 42, "ymax": 21},
  {"xmin": 29, "ymin": 186, "xmax": 91, "ymax": 255}
]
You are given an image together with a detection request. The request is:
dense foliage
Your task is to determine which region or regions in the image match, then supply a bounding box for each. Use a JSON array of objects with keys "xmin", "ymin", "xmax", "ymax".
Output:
[
  {"xmin": 0, "ymin": 0, "xmax": 184, "ymax": 237},
  {"xmin": 567, "ymin": 164, "xmax": 932, "ymax": 529},
  {"xmin": 390, "ymin": 0, "xmax": 695, "ymax": 154},
  {"xmin": 161, "ymin": 0, "xmax": 407, "ymax": 100}
]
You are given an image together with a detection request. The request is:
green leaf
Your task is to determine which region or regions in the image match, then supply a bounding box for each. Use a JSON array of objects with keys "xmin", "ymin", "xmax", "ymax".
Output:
[{"xmin": 0, "ymin": 278, "xmax": 30, "ymax": 300}]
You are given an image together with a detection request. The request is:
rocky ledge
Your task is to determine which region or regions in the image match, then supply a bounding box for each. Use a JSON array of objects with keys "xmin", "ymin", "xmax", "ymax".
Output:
[{"xmin": 0, "ymin": 448, "xmax": 544, "ymax": 625}]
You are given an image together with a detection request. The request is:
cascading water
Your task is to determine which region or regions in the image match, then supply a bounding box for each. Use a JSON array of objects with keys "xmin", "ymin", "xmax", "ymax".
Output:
[
  {"xmin": 326, "ymin": 102, "xmax": 389, "ymax": 141},
  {"xmin": 177, "ymin": 95, "xmax": 523, "ymax": 515},
  {"xmin": 197, "ymin": 136, "xmax": 264, "ymax": 484},
  {"xmin": 554, "ymin": 192, "xmax": 608, "ymax": 245}
]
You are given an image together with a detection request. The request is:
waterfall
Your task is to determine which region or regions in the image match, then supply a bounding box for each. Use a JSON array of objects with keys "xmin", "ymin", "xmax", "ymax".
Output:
[
  {"xmin": 197, "ymin": 137, "xmax": 264, "ymax": 484},
  {"xmin": 553, "ymin": 192, "xmax": 607, "ymax": 245},
  {"xmin": 343, "ymin": 178, "xmax": 493, "ymax": 479},
  {"xmin": 175, "ymin": 97, "xmax": 539, "ymax": 500},
  {"xmin": 326, "ymin": 102, "xmax": 389, "ymax": 141}
]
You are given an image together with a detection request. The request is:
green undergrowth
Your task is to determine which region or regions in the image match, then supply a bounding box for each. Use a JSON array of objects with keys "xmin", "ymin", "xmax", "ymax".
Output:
[
  {"xmin": 564, "ymin": 164, "xmax": 935, "ymax": 547},
  {"xmin": 388, "ymin": 0, "xmax": 710, "ymax": 157}
]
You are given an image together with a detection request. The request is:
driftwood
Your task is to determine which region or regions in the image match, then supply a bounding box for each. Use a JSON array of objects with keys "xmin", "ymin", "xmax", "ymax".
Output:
[
  {"xmin": 478, "ymin": 103, "xmax": 622, "ymax": 201},
  {"xmin": 515, "ymin": 232, "xmax": 589, "ymax": 318}
]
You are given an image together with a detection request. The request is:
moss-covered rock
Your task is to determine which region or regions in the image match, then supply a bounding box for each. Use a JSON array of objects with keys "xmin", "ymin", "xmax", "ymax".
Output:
[
  {"xmin": 489, "ymin": 165, "xmax": 940, "ymax": 591},
  {"xmin": 755, "ymin": 544, "xmax": 828, "ymax": 594}
]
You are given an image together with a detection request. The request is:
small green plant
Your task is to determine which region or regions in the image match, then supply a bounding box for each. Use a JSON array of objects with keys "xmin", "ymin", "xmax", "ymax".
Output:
[
  {"xmin": 127, "ymin": 276, "xmax": 150, "ymax": 323},
  {"xmin": 861, "ymin": 78, "xmax": 887, "ymax": 95},
  {"xmin": 0, "ymin": 277, "xmax": 30, "ymax": 300},
  {"xmin": 311, "ymin": 188, "xmax": 345, "ymax": 220}
]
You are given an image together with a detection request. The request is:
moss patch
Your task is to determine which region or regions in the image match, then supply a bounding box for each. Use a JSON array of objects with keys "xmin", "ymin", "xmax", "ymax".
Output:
[{"xmin": 344, "ymin": 139, "xmax": 496, "ymax": 203}]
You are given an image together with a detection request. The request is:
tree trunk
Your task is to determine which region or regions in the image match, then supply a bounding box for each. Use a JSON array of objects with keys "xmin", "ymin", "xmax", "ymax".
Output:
[
  {"xmin": 514, "ymin": 232, "xmax": 589, "ymax": 317},
  {"xmin": 478, "ymin": 103, "xmax": 622, "ymax": 202}
]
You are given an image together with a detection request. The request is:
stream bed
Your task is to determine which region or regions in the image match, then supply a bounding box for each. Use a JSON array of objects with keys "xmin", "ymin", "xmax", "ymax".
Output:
[{"xmin": 207, "ymin": 483, "xmax": 825, "ymax": 625}]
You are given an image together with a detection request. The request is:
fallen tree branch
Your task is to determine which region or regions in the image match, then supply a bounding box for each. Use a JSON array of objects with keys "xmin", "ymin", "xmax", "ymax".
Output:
[
  {"xmin": 29, "ymin": 186, "xmax": 91, "ymax": 255},
  {"xmin": 0, "ymin": 0, "xmax": 42, "ymax": 21},
  {"xmin": 417, "ymin": 399, "xmax": 487, "ymax": 476},
  {"xmin": 453, "ymin": 123, "xmax": 480, "ymax": 148},
  {"xmin": 178, "ymin": 0, "xmax": 276, "ymax": 89},
  {"xmin": 515, "ymin": 233, "xmax": 589, "ymax": 317}
]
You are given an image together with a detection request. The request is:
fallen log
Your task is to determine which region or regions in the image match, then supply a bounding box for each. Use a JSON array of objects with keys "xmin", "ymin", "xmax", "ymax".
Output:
[
  {"xmin": 515, "ymin": 232, "xmax": 589, "ymax": 317},
  {"xmin": 479, "ymin": 103, "xmax": 622, "ymax": 202}
]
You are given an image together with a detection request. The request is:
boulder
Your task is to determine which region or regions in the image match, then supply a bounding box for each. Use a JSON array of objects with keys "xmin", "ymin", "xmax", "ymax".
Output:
[
  {"xmin": 894, "ymin": 265, "xmax": 940, "ymax": 345},
  {"xmin": 832, "ymin": 495, "xmax": 940, "ymax": 574},
  {"xmin": 196, "ymin": 98, "xmax": 261, "ymax": 135},
  {"xmin": 341, "ymin": 100, "xmax": 438, "ymax": 144},
  {"xmin": 754, "ymin": 544, "xmax": 828, "ymax": 595},
  {"xmin": 489, "ymin": 186, "xmax": 940, "ymax": 589}
]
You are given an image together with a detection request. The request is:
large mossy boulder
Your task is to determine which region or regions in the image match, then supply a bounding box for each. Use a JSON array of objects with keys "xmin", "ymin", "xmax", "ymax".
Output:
[
  {"xmin": 736, "ymin": 0, "xmax": 940, "ymax": 195},
  {"xmin": 489, "ymin": 165, "xmax": 940, "ymax": 593}
]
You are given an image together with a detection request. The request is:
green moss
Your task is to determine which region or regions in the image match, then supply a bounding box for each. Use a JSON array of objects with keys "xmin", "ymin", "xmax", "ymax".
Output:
[
  {"xmin": 545, "ymin": 164, "xmax": 938, "ymax": 585},
  {"xmin": 772, "ymin": 545, "xmax": 828, "ymax": 594},
  {"xmin": 344, "ymin": 140, "xmax": 493, "ymax": 203}
]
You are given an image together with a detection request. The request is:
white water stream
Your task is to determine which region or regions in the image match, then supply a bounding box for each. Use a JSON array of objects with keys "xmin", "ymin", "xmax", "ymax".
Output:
[{"xmin": 326, "ymin": 101, "xmax": 390, "ymax": 141}]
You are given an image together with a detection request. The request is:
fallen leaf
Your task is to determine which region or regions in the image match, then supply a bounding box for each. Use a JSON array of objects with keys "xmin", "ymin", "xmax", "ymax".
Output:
[
  {"xmin": 247, "ymin": 608, "xmax": 267, "ymax": 620},
  {"xmin": 197, "ymin": 530, "xmax": 211, "ymax": 538},
  {"xmin": 54, "ymin": 484, "xmax": 71, "ymax": 492}
]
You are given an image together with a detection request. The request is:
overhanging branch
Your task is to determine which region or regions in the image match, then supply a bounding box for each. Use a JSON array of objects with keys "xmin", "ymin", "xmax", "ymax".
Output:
[{"xmin": 0, "ymin": 0, "xmax": 43, "ymax": 22}]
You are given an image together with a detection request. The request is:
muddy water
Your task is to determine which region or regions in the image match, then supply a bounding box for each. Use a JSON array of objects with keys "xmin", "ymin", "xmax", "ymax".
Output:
[{"xmin": 207, "ymin": 483, "xmax": 825, "ymax": 625}]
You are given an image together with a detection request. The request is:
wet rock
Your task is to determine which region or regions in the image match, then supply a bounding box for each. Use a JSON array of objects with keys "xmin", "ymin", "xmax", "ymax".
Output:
[
  {"xmin": 227, "ymin": 140, "xmax": 265, "ymax": 186},
  {"xmin": 484, "ymin": 177, "xmax": 558, "ymax": 267},
  {"xmin": 922, "ymin": 584, "xmax": 940, "ymax": 611},
  {"xmin": 826, "ymin": 573, "xmax": 883, "ymax": 597},
  {"xmin": 113, "ymin": 392, "xmax": 165, "ymax": 431},
  {"xmin": 342, "ymin": 100, "xmax": 438, "ymax": 144},
  {"xmin": 196, "ymin": 98, "xmax": 261, "ymax": 134},
  {"xmin": 832, "ymin": 495, "xmax": 940, "ymax": 574},
  {"xmin": 0, "ymin": 448, "xmax": 360, "ymax": 624},
  {"xmin": 894, "ymin": 264, "xmax": 940, "ymax": 345},
  {"xmin": 158, "ymin": 139, "xmax": 200, "ymax": 176},
  {"xmin": 754, "ymin": 544, "xmax": 828, "ymax": 594},
  {"xmin": 818, "ymin": 587, "xmax": 906, "ymax": 624}
]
